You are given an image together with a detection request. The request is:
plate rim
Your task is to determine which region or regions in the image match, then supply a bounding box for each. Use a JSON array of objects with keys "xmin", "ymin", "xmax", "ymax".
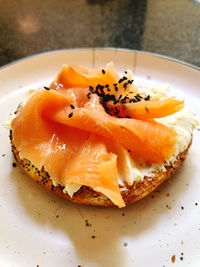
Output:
[
  {"xmin": 0, "ymin": 47, "xmax": 199, "ymax": 72},
  {"xmin": 0, "ymin": 47, "xmax": 200, "ymax": 267}
]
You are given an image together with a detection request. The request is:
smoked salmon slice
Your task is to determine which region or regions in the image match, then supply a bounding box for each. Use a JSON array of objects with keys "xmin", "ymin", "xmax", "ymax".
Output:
[
  {"xmin": 11, "ymin": 90, "xmax": 125, "ymax": 208},
  {"xmin": 52, "ymin": 63, "xmax": 120, "ymax": 93},
  {"xmin": 107, "ymin": 97, "xmax": 184, "ymax": 120},
  {"xmin": 48, "ymin": 91, "xmax": 176, "ymax": 163},
  {"xmin": 11, "ymin": 63, "xmax": 183, "ymax": 207}
]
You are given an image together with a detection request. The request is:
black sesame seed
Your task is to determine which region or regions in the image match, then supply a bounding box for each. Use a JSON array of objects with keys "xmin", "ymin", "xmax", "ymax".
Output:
[
  {"xmin": 124, "ymin": 71, "xmax": 127, "ymax": 74},
  {"xmin": 121, "ymin": 97, "xmax": 128, "ymax": 104},
  {"xmin": 181, "ymin": 206, "xmax": 184, "ymax": 210},
  {"xmin": 105, "ymin": 84, "xmax": 109, "ymax": 88},
  {"xmin": 91, "ymin": 235, "xmax": 96, "ymax": 239},
  {"xmin": 89, "ymin": 86, "xmax": 94, "ymax": 92},
  {"xmin": 180, "ymin": 257, "xmax": 183, "ymax": 261},
  {"xmin": 195, "ymin": 203, "xmax": 198, "ymax": 206},
  {"xmin": 70, "ymin": 104, "xmax": 75, "ymax": 109},
  {"xmin": 44, "ymin": 86, "xmax": 50, "ymax": 90},
  {"xmin": 107, "ymin": 88, "xmax": 111, "ymax": 92},
  {"xmin": 145, "ymin": 107, "xmax": 149, "ymax": 113},
  {"xmin": 144, "ymin": 95, "xmax": 150, "ymax": 101},
  {"xmin": 68, "ymin": 112, "xmax": 73, "ymax": 118},
  {"xmin": 2, "ymin": 154, "xmax": 5, "ymax": 157},
  {"xmin": 135, "ymin": 94, "xmax": 142, "ymax": 101},
  {"xmin": 123, "ymin": 82, "xmax": 128, "ymax": 89},
  {"xmin": 102, "ymin": 69, "xmax": 105, "ymax": 74},
  {"xmin": 87, "ymin": 92, "xmax": 91, "ymax": 99},
  {"xmin": 114, "ymin": 86, "xmax": 118, "ymax": 92},
  {"xmin": 123, "ymin": 76, "xmax": 127, "ymax": 80},
  {"xmin": 12, "ymin": 162, "xmax": 17, "ymax": 167},
  {"xmin": 118, "ymin": 78, "xmax": 123, "ymax": 84}
]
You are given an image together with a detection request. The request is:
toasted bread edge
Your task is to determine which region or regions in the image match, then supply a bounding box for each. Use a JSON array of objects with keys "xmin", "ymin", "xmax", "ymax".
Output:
[{"xmin": 10, "ymin": 131, "xmax": 191, "ymax": 207}]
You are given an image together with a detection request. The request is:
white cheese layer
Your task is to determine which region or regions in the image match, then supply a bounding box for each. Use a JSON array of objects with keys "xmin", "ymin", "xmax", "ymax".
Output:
[
  {"xmin": 116, "ymin": 107, "xmax": 198, "ymax": 187},
  {"xmin": 3, "ymin": 89, "xmax": 37, "ymax": 130},
  {"xmin": 3, "ymin": 113, "xmax": 17, "ymax": 129},
  {"xmin": 156, "ymin": 107, "xmax": 198, "ymax": 164},
  {"xmin": 63, "ymin": 184, "xmax": 81, "ymax": 198}
]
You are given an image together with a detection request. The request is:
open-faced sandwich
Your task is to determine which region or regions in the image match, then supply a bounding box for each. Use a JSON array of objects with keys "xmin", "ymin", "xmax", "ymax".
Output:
[{"xmin": 6, "ymin": 63, "xmax": 198, "ymax": 208}]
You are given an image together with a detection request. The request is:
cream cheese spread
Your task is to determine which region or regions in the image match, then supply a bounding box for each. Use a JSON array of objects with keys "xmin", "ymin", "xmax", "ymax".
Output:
[{"xmin": 116, "ymin": 107, "xmax": 198, "ymax": 188}]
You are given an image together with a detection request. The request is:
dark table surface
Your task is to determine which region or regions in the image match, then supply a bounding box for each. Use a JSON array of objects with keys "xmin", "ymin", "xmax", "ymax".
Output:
[{"xmin": 0, "ymin": 0, "xmax": 200, "ymax": 68}]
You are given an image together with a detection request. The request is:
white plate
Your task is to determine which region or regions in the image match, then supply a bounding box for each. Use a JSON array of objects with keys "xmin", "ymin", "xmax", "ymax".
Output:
[{"xmin": 0, "ymin": 48, "xmax": 200, "ymax": 267}]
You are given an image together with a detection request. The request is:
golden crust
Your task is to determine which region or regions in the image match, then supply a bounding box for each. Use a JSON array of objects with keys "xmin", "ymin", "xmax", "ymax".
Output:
[{"xmin": 10, "ymin": 131, "xmax": 191, "ymax": 207}]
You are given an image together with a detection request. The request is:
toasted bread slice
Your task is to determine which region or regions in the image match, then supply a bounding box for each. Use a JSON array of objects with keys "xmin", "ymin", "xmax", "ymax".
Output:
[{"xmin": 10, "ymin": 131, "xmax": 191, "ymax": 207}]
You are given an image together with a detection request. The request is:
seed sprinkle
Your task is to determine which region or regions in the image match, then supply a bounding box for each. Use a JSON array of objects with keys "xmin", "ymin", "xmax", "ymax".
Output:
[
  {"xmin": 68, "ymin": 112, "xmax": 73, "ymax": 118},
  {"xmin": 87, "ymin": 76, "xmax": 150, "ymax": 118}
]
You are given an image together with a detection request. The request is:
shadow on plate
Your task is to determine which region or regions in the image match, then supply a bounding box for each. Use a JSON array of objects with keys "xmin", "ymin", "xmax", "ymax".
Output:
[{"xmin": 9, "ymin": 154, "xmax": 195, "ymax": 266}]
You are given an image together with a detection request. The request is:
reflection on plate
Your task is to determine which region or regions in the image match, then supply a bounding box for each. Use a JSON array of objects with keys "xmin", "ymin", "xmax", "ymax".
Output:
[
  {"xmin": 0, "ymin": 48, "xmax": 200, "ymax": 267},
  {"xmin": 190, "ymin": 0, "xmax": 200, "ymax": 7}
]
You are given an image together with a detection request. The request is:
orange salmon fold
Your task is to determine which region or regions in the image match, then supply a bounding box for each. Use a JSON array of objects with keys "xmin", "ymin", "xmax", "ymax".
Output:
[
  {"xmin": 11, "ymin": 90, "xmax": 125, "ymax": 208},
  {"xmin": 107, "ymin": 97, "xmax": 184, "ymax": 120},
  {"xmin": 11, "ymin": 64, "xmax": 181, "ymax": 207}
]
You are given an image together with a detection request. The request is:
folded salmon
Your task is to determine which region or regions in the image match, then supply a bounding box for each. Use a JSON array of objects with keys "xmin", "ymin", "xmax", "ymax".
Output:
[
  {"xmin": 107, "ymin": 97, "xmax": 184, "ymax": 120},
  {"xmin": 11, "ymin": 63, "xmax": 184, "ymax": 207}
]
